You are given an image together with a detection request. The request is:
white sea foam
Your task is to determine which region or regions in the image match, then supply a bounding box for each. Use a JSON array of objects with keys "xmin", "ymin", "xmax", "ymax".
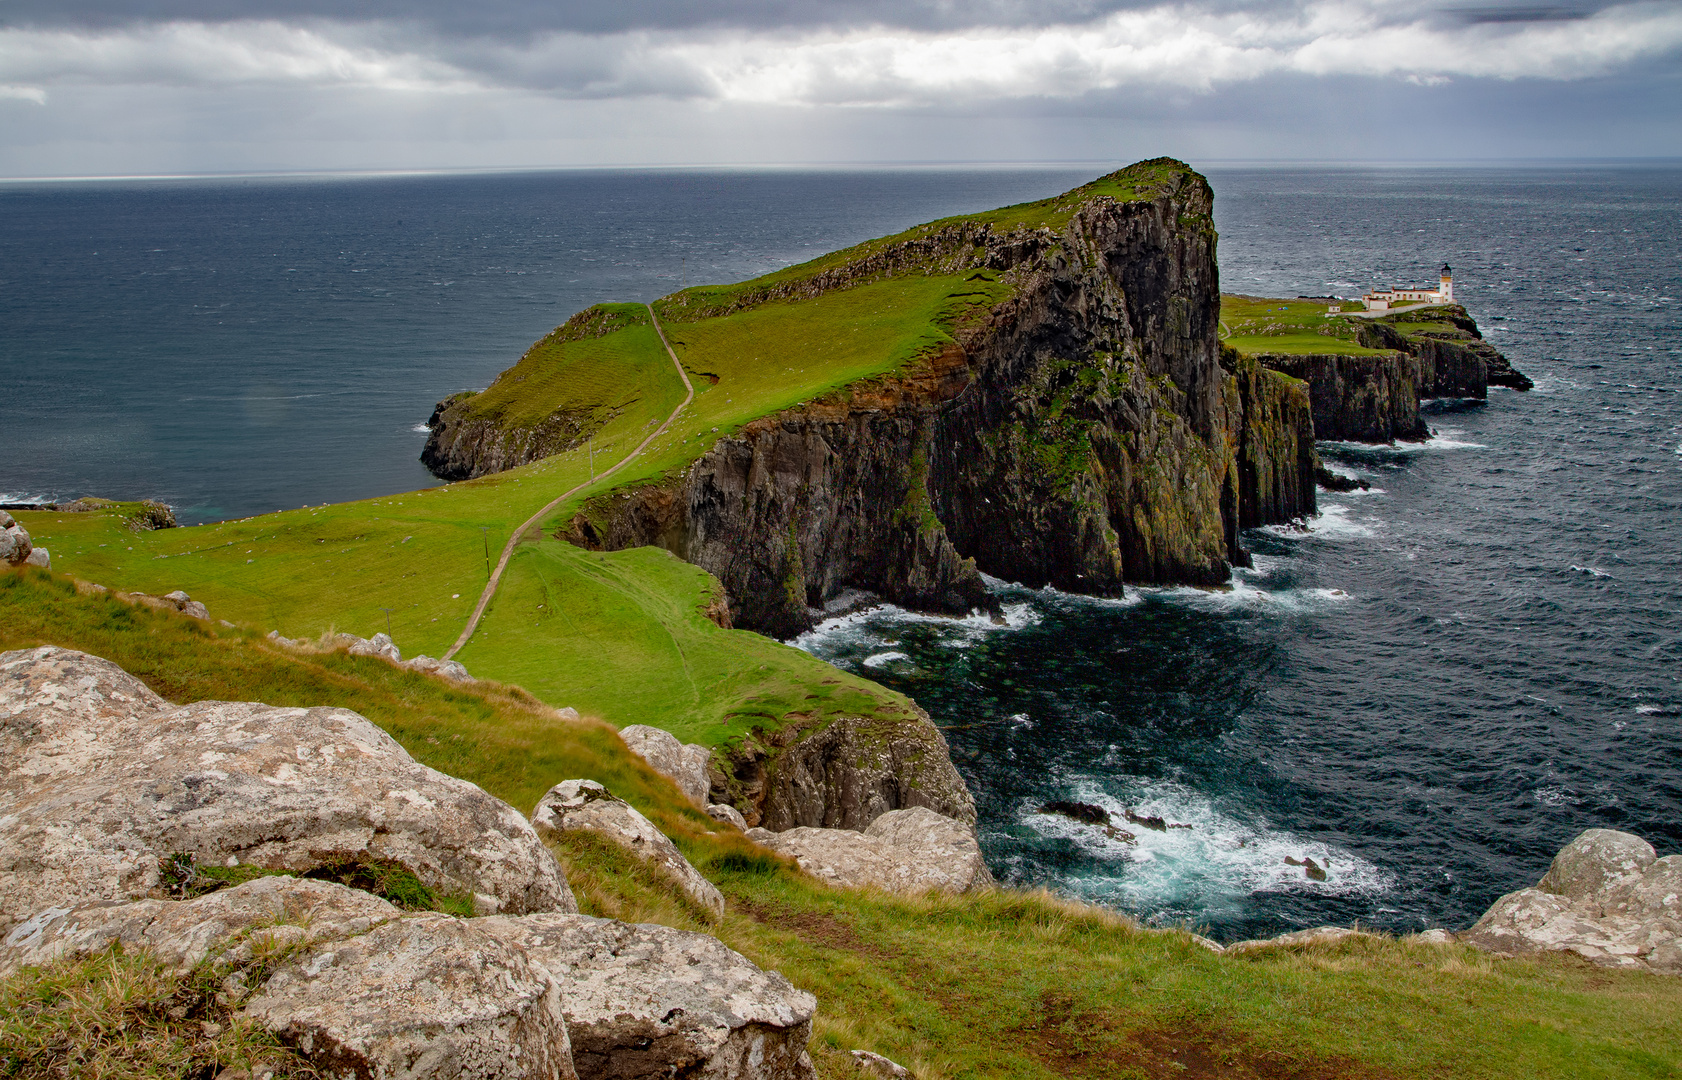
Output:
[
  {"xmin": 790, "ymin": 598, "xmax": 1042, "ymax": 655},
  {"xmin": 1570, "ymin": 565, "xmax": 1614, "ymax": 578},
  {"xmin": 1635, "ymin": 703, "xmax": 1674, "ymax": 716},
  {"xmin": 411, "ymin": 423, "xmax": 430, "ymax": 433},
  {"xmin": 1260, "ymin": 503, "xmax": 1374, "ymax": 541},
  {"xmin": 861, "ymin": 651, "xmax": 910, "ymax": 668},
  {"xmin": 1021, "ymin": 777, "xmax": 1394, "ymax": 916}
]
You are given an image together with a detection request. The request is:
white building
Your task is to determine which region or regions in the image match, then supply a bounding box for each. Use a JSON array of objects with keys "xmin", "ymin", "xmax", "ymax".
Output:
[{"xmin": 1363, "ymin": 265, "xmax": 1453, "ymax": 311}]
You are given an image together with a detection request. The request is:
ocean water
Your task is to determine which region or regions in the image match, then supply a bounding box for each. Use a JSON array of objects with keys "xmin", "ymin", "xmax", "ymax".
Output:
[{"xmin": 4, "ymin": 164, "xmax": 1679, "ymax": 941}]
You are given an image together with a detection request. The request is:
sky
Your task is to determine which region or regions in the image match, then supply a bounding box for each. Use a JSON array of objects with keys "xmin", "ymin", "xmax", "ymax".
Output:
[{"xmin": 1, "ymin": 0, "xmax": 1678, "ymax": 175}]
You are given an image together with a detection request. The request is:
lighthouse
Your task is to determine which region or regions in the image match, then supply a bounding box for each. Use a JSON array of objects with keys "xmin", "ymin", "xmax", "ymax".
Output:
[{"xmin": 1439, "ymin": 264, "xmax": 1453, "ymax": 303}]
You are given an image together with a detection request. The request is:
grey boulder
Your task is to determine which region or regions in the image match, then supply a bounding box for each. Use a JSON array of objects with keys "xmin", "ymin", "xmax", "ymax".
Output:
[
  {"xmin": 0, "ymin": 511, "xmax": 33, "ymax": 566},
  {"xmin": 746, "ymin": 806, "xmax": 992, "ymax": 894},
  {"xmin": 533, "ymin": 780, "xmax": 723, "ymax": 919},
  {"xmin": 477, "ymin": 912, "xmax": 817, "ymax": 1080},
  {"xmin": 708, "ymin": 803, "xmax": 749, "ymax": 830},
  {"xmin": 619, "ymin": 724, "xmax": 713, "ymax": 808},
  {"xmin": 0, "ymin": 645, "xmax": 575, "ymax": 932},
  {"xmin": 247, "ymin": 912, "xmax": 576, "ymax": 1080},
  {"xmin": 1464, "ymin": 828, "xmax": 1681, "ymax": 973},
  {"xmin": 24, "ymin": 547, "xmax": 50, "ymax": 569}
]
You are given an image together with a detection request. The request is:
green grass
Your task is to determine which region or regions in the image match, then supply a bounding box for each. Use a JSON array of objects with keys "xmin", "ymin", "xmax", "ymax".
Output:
[{"xmin": 1221, "ymin": 294, "xmax": 1391, "ymax": 357}]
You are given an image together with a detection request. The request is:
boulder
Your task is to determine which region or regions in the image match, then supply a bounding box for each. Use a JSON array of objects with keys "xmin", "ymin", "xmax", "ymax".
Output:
[
  {"xmin": 405, "ymin": 654, "xmax": 475, "ymax": 683},
  {"xmin": 116, "ymin": 589, "xmax": 209, "ymax": 619},
  {"xmin": 1538, "ymin": 828, "xmax": 1655, "ymax": 900},
  {"xmin": 1223, "ymin": 926, "xmax": 1383, "ymax": 954},
  {"xmin": 24, "ymin": 547, "xmax": 50, "ymax": 569},
  {"xmin": 247, "ymin": 911, "xmax": 575, "ymax": 1080},
  {"xmin": 340, "ymin": 631, "xmax": 402, "ymax": 663},
  {"xmin": 850, "ymin": 1050, "xmax": 911, "ymax": 1080},
  {"xmin": 0, "ymin": 511, "xmax": 33, "ymax": 566},
  {"xmin": 0, "ymin": 875, "xmax": 399, "ymax": 977},
  {"xmin": 746, "ymin": 807, "xmax": 992, "ymax": 894},
  {"xmin": 532, "ymin": 780, "xmax": 723, "ymax": 919},
  {"xmin": 619, "ymin": 724, "xmax": 712, "ymax": 808},
  {"xmin": 476, "ymin": 913, "xmax": 818, "ymax": 1080},
  {"xmin": 1464, "ymin": 829, "xmax": 1680, "ymax": 973},
  {"xmin": 708, "ymin": 803, "xmax": 749, "ymax": 830},
  {"xmin": 0, "ymin": 646, "xmax": 575, "ymax": 932}
]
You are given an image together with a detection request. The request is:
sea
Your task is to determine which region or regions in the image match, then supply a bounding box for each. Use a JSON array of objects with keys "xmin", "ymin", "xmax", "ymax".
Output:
[{"xmin": 3, "ymin": 163, "xmax": 1678, "ymax": 942}]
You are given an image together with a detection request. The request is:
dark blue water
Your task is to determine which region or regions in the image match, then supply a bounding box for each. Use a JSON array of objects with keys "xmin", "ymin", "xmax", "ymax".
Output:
[{"xmin": 4, "ymin": 165, "xmax": 1679, "ymax": 941}]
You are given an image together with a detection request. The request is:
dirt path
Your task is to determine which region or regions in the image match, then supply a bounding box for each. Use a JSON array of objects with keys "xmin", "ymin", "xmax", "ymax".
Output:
[{"xmin": 443, "ymin": 304, "xmax": 694, "ymax": 662}]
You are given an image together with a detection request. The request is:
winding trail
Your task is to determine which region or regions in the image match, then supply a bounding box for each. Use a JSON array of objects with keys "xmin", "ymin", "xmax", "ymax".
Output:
[{"xmin": 443, "ymin": 303, "xmax": 694, "ymax": 662}]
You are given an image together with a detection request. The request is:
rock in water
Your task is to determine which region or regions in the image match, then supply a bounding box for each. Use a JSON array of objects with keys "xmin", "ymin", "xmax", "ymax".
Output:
[
  {"xmin": 476, "ymin": 913, "xmax": 818, "ymax": 1080},
  {"xmin": 619, "ymin": 724, "xmax": 713, "ymax": 808},
  {"xmin": 532, "ymin": 779, "xmax": 724, "ymax": 918},
  {"xmin": 0, "ymin": 645, "xmax": 575, "ymax": 932},
  {"xmin": 1463, "ymin": 828, "xmax": 1681, "ymax": 973},
  {"xmin": 748, "ymin": 806, "xmax": 993, "ymax": 894},
  {"xmin": 1038, "ymin": 800, "xmax": 1110, "ymax": 826}
]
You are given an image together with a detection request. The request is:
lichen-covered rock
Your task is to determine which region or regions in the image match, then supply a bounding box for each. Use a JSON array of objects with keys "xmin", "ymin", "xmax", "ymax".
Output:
[
  {"xmin": 476, "ymin": 913, "xmax": 818, "ymax": 1080},
  {"xmin": 707, "ymin": 803, "xmax": 749, "ymax": 830},
  {"xmin": 0, "ymin": 646, "xmax": 575, "ymax": 932},
  {"xmin": 0, "ymin": 876, "xmax": 398, "ymax": 977},
  {"xmin": 246, "ymin": 912, "xmax": 576, "ymax": 1080},
  {"xmin": 23, "ymin": 547, "xmax": 50, "ymax": 569},
  {"xmin": 748, "ymin": 806, "xmax": 992, "ymax": 894},
  {"xmin": 717, "ymin": 713, "xmax": 976, "ymax": 833},
  {"xmin": 1463, "ymin": 829, "xmax": 1679, "ymax": 973},
  {"xmin": 532, "ymin": 780, "xmax": 723, "ymax": 919},
  {"xmin": 405, "ymin": 654, "xmax": 475, "ymax": 683},
  {"xmin": 850, "ymin": 1050, "xmax": 911, "ymax": 1080},
  {"xmin": 619, "ymin": 724, "xmax": 712, "ymax": 808},
  {"xmin": 0, "ymin": 510, "xmax": 34, "ymax": 566},
  {"xmin": 1538, "ymin": 828, "xmax": 1655, "ymax": 900}
]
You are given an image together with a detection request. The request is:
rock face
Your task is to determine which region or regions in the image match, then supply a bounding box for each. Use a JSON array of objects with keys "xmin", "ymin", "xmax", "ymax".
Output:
[
  {"xmin": 479, "ymin": 913, "xmax": 818, "ymax": 1080},
  {"xmin": 1254, "ymin": 353, "xmax": 1430, "ymax": 443},
  {"xmin": 619, "ymin": 724, "xmax": 712, "ymax": 808},
  {"xmin": 1463, "ymin": 828, "xmax": 1680, "ymax": 973},
  {"xmin": 0, "ymin": 645, "xmax": 574, "ymax": 932},
  {"xmin": 544, "ymin": 161, "xmax": 1312, "ymax": 639},
  {"xmin": 747, "ymin": 806, "xmax": 993, "ymax": 894},
  {"xmin": 713, "ymin": 712, "xmax": 977, "ymax": 832},
  {"xmin": 532, "ymin": 780, "xmax": 725, "ymax": 919}
]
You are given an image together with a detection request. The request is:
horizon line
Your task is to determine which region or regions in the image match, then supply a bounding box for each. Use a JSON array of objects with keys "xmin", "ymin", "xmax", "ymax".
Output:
[{"xmin": 4, "ymin": 156, "xmax": 1681, "ymax": 184}]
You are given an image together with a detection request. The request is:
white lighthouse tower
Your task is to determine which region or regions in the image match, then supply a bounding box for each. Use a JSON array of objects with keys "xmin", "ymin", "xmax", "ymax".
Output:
[{"xmin": 1439, "ymin": 264, "xmax": 1453, "ymax": 303}]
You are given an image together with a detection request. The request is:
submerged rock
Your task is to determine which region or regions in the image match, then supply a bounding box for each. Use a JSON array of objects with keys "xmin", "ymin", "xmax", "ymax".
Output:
[
  {"xmin": 0, "ymin": 645, "xmax": 575, "ymax": 932},
  {"xmin": 1464, "ymin": 828, "xmax": 1680, "ymax": 973},
  {"xmin": 532, "ymin": 779, "xmax": 724, "ymax": 919}
]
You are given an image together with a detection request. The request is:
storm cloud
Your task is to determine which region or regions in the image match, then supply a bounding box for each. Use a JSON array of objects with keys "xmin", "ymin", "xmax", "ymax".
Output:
[{"xmin": 0, "ymin": 0, "xmax": 1677, "ymax": 173}]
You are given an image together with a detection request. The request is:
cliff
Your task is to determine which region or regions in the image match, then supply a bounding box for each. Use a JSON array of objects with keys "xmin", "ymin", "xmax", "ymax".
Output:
[
  {"xmin": 1238, "ymin": 303, "xmax": 1530, "ymax": 444},
  {"xmin": 551, "ymin": 160, "xmax": 1314, "ymax": 639}
]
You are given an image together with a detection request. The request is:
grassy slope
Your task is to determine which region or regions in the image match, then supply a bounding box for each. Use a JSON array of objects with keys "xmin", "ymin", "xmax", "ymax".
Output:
[
  {"xmin": 15, "ymin": 162, "xmax": 1176, "ymax": 746},
  {"xmin": 1221, "ymin": 294, "xmax": 1391, "ymax": 357},
  {"xmin": 8, "ymin": 567, "xmax": 1678, "ymax": 1080}
]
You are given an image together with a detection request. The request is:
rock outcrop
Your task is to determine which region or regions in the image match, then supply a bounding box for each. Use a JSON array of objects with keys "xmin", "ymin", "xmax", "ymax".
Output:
[
  {"xmin": 2, "ymin": 877, "xmax": 820, "ymax": 1080},
  {"xmin": 532, "ymin": 780, "xmax": 725, "ymax": 919},
  {"xmin": 0, "ymin": 645, "xmax": 573, "ymax": 932},
  {"xmin": 746, "ymin": 806, "xmax": 993, "ymax": 894},
  {"xmin": 619, "ymin": 724, "xmax": 713, "ymax": 808},
  {"xmin": 1463, "ymin": 828, "xmax": 1680, "ymax": 973},
  {"xmin": 713, "ymin": 712, "xmax": 976, "ymax": 833},
  {"xmin": 1, "ymin": 648, "xmax": 820, "ymax": 1080},
  {"xmin": 478, "ymin": 913, "xmax": 818, "ymax": 1080}
]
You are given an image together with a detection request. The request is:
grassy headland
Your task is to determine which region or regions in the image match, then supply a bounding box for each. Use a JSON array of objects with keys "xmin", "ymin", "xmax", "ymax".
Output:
[{"xmin": 1220, "ymin": 294, "xmax": 1388, "ymax": 357}]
